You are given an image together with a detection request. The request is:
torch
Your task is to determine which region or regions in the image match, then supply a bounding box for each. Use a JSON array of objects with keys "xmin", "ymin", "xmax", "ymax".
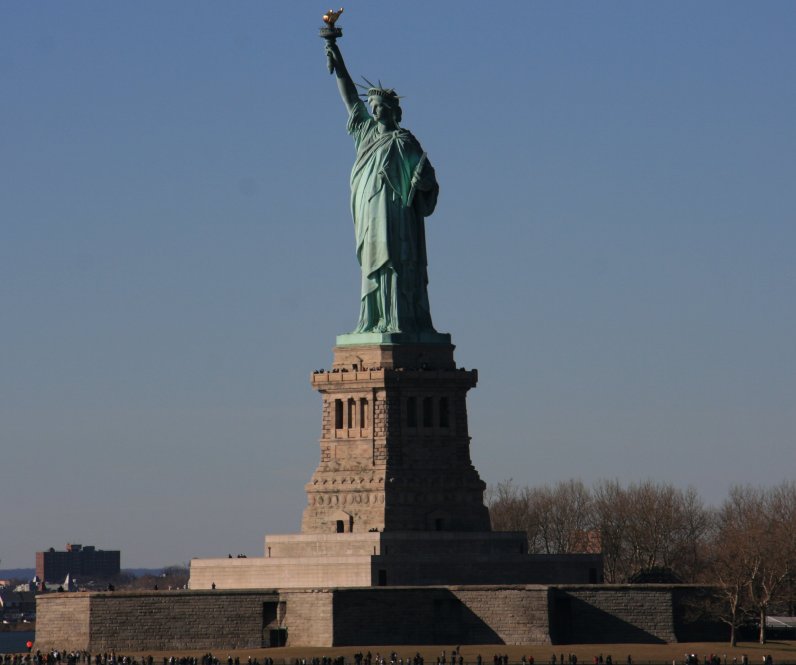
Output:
[{"xmin": 319, "ymin": 8, "xmax": 344, "ymax": 74}]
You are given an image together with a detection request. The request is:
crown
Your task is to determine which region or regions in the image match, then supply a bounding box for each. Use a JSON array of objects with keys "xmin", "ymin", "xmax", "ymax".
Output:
[{"xmin": 356, "ymin": 77, "xmax": 403, "ymax": 105}]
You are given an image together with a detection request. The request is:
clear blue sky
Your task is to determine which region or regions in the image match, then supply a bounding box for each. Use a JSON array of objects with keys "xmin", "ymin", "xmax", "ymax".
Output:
[{"xmin": 1, "ymin": 2, "xmax": 794, "ymax": 569}]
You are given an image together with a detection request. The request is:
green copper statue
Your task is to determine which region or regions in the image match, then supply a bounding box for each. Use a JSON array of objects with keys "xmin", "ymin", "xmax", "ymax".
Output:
[{"xmin": 322, "ymin": 14, "xmax": 441, "ymax": 336}]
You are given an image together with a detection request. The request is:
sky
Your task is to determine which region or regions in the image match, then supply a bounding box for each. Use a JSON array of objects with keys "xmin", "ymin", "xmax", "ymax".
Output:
[{"xmin": 1, "ymin": 2, "xmax": 794, "ymax": 570}]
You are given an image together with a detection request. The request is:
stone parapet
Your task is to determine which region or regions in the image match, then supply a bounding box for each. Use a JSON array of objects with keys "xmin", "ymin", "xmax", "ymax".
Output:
[
  {"xmin": 264, "ymin": 530, "xmax": 527, "ymax": 558},
  {"xmin": 373, "ymin": 553, "xmax": 602, "ymax": 587},
  {"xmin": 311, "ymin": 368, "xmax": 478, "ymax": 389},
  {"xmin": 189, "ymin": 532, "xmax": 600, "ymax": 590},
  {"xmin": 330, "ymin": 343, "xmax": 456, "ymax": 371},
  {"xmin": 188, "ymin": 555, "xmax": 374, "ymax": 590},
  {"xmin": 265, "ymin": 532, "xmax": 383, "ymax": 557}
]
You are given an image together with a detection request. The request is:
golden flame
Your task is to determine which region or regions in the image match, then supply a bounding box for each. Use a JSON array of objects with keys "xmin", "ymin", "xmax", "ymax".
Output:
[{"xmin": 322, "ymin": 8, "xmax": 344, "ymax": 26}]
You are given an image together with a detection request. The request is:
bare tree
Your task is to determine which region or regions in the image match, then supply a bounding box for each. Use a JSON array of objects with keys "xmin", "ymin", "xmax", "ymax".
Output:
[
  {"xmin": 746, "ymin": 483, "xmax": 796, "ymax": 643},
  {"xmin": 701, "ymin": 482, "xmax": 796, "ymax": 645},
  {"xmin": 628, "ymin": 482, "xmax": 711, "ymax": 579},
  {"xmin": 540, "ymin": 479, "xmax": 595, "ymax": 554},
  {"xmin": 591, "ymin": 480, "xmax": 631, "ymax": 583},
  {"xmin": 776, "ymin": 482, "xmax": 796, "ymax": 616},
  {"xmin": 487, "ymin": 479, "xmax": 596, "ymax": 554},
  {"xmin": 487, "ymin": 474, "xmax": 794, "ymax": 638},
  {"xmin": 708, "ymin": 488, "xmax": 759, "ymax": 646},
  {"xmin": 487, "ymin": 479, "xmax": 544, "ymax": 550}
]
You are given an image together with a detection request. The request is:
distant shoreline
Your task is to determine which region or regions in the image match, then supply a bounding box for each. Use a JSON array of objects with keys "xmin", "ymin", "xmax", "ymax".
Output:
[{"xmin": 0, "ymin": 624, "xmax": 35, "ymax": 633}]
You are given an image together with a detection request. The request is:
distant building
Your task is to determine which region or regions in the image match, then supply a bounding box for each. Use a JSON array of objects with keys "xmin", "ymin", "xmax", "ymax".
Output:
[{"xmin": 36, "ymin": 544, "xmax": 120, "ymax": 583}]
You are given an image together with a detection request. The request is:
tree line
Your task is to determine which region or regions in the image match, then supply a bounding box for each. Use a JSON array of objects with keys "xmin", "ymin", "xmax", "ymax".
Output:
[{"xmin": 486, "ymin": 479, "xmax": 796, "ymax": 646}]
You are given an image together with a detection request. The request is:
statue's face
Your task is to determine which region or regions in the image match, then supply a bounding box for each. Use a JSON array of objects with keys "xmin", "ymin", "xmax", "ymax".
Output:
[{"xmin": 369, "ymin": 97, "xmax": 397, "ymax": 128}]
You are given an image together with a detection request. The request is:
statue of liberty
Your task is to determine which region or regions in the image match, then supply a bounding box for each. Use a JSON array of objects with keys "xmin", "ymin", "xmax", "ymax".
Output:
[{"xmin": 322, "ymin": 15, "xmax": 441, "ymax": 336}]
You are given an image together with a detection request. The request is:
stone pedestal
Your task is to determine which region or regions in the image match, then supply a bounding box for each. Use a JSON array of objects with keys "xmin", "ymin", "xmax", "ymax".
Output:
[
  {"xmin": 302, "ymin": 342, "xmax": 490, "ymax": 534},
  {"xmin": 188, "ymin": 340, "xmax": 602, "ymax": 590}
]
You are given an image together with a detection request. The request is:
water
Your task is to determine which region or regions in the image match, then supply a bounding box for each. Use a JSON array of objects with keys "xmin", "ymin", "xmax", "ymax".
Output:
[{"xmin": 0, "ymin": 631, "xmax": 34, "ymax": 654}]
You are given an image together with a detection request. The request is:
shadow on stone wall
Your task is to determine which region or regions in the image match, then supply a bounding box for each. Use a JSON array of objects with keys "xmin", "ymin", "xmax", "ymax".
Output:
[
  {"xmin": 332, "ymin": 588, "xmax": 503, "ymax": 645},
  {"xmin": 550, "ymin": 592, "xmax": 667, "ymax": 644},
  {"xmin": 671, "ymin": 587, "xmax": 730, "ymax": 643}
]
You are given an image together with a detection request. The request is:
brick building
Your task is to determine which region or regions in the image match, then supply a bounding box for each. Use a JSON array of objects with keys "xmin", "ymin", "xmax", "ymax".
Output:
[{"xmin": 36, "ymin": 544, "xmax": 120, "ymax": 583}]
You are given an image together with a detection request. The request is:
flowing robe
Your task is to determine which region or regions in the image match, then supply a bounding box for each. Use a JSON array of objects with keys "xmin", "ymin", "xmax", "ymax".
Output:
[{"xmin": 347, "ymin": 100, "xmax": 439, "ymax": 333}]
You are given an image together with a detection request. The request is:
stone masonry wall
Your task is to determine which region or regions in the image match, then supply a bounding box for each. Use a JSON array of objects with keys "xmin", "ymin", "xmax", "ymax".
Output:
[
  {"xmin": 36, "ymin": 585, "xmax": 700, "ymax": 650},
  {"xmin": 280, "ymin": 589, "xmax": 334, "ymax": 647},
  {"xmin": 332, "ymin": 588, "xmax": 445, "ymax": 645},
  {"xmin": 305, "ymin": 351, "xmax": 488, "ymax": 535},
  {"xmin": 330, "ymin": 587, "xmax": 551, "ymax": 646},
  {"xmin": 551, "ymin": 586, "xmax": 676, "ymax": 644},
  {"xmin": 36, "ymin": 591, "xmax": 278, "ymax": 652},
  {"xmin": 35, "ymin": 594, "xmax": 91, "ymax": 652},
  {"xmin": 453, "ymin": 587, "xmax": 551, "ymax": 645}
]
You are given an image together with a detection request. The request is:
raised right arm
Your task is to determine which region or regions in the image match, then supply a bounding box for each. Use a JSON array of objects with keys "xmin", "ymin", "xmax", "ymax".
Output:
[{"xmin": 325, "ymin": 41, "xmax": 360, "ymax": 115}]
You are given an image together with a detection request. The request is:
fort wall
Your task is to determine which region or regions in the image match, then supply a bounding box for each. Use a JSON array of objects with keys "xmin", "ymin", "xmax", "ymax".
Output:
[
  {"xmin": 36, "ymin": 591, "xmax": 279, "ymax": 652},
  {"xmin": 35, "ymin": 585, "xmax": 706, "ymax": 651},
  {"xmin": 551, "ymin": 586, "xmax": 677, "ymax": 644}
]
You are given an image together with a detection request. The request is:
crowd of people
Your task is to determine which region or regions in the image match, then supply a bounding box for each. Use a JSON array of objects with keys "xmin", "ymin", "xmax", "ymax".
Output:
[
  {"xmin": 0, "ymin": 655, "xmax": 282, "ymax": 665},
  {"xmin": 0, "ymin": 653, "xmax": 781, "ymax": 665}
]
